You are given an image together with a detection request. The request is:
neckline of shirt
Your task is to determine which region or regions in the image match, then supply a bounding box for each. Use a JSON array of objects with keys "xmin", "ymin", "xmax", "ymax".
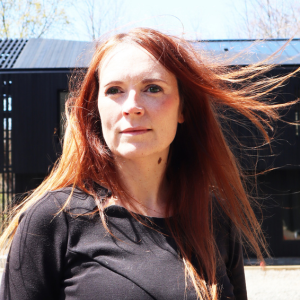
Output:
[{"xmin": 104, "ymin": 204, "xmax": 171, "ymax": 221}]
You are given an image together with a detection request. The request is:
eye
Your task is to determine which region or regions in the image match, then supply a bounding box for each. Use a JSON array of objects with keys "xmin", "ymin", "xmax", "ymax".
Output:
[
  {"xmin": 146, "ymin": 85, "xmax": 162, "ymax": 93},
  {"xmin": 106, "ymin": 87, "xmax": 121, "ymax": 95}
]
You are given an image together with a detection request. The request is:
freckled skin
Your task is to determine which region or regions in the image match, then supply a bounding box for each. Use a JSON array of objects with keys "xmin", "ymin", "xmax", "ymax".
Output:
[{"xmin": 98, "ymin": 44, "xmax": 184, "ymax": 161}]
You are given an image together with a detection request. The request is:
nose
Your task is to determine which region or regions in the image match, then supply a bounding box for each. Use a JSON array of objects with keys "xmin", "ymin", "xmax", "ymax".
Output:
[{"xmin": 122, "ymin": 90, "xmax": 144, "ymax": 117}]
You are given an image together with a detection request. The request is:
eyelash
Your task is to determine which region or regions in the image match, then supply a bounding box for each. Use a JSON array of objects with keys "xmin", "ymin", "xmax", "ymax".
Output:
[
  {"xmin": 105, "ymin": 87, "xmax": 122, "ymax": 95},
  {"xmin": 105, "ymin": 84, "xmax": 163, "ymax": 95},
  {"xmin": 145, "ymin": 85, "xmax": 162, "ymax": 93}
]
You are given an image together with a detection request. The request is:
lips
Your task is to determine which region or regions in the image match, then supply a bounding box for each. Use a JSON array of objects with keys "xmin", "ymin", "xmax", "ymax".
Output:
[{"xmin": 120, "ymin": 127, "xmax": 151, "ymax": 135}]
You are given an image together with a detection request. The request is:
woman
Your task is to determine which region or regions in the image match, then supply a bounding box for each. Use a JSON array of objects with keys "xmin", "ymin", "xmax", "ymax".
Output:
[{"xmin": 0, "ymin": 28, "xmax": 297, "ymax": 300}]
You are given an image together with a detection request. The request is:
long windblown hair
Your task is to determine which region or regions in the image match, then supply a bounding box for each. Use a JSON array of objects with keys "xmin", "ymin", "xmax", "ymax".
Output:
[{"xmin": 1, "ymin": 28, "xmax": 299, "ymax": 299}]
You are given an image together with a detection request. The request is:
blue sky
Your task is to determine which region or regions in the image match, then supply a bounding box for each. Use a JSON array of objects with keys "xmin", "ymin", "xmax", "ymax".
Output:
[
  {"xmin": 66, "ymin": 0, "xmax": 246, "ymax": 41},
  {"xmin": 123, "ymin": 0, "xmax": 244, "ymax": 39}
]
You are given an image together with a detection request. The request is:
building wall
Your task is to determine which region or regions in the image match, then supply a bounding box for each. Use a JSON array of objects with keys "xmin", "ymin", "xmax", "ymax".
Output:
[{"xmin": 0, "ymin": 70, "xmax": 69, "ymax": 201}]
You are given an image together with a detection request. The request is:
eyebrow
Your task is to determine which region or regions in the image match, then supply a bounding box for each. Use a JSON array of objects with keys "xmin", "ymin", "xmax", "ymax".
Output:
[
  {"xmin": 103, "ymin": 81, "xmax": 123, "ymax": 87},
  {"xmin": 103, "ymin": 78, "xmax": 168, "ymax": 87},
  {"xmin": 141, "ymin": 78, "xmax": 168, "ymax": 84}
]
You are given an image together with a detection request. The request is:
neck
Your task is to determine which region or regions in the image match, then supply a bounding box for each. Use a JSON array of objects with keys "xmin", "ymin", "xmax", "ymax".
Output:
[{"xmin": 112, "ymin": 153, "xmax": 169, "ymax": 217}]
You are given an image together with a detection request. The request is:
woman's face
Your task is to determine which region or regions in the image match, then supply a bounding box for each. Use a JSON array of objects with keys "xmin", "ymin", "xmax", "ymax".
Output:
[{"xmin": 98, "ymin": 44, "xmax": 184, "ymax": 161}]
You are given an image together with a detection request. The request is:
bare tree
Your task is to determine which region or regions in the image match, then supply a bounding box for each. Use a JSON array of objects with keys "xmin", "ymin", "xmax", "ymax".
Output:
[
  {"xmin": 235, "ymin": 0, "xmax": 300, "ymax": 39},
  {"xmin": 73, "ymin": 0, "xmax": 126, "ymax": 41},
  {"xmin": 0, "ymin": 0, "xmax": 70, "ymax": 38}
]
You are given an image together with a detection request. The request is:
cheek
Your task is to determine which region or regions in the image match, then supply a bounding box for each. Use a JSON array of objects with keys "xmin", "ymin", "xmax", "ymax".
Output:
[
  {"xmin": 98, "ymin": 98, "xmax": 119, "ymax": 122},
  {"xmin": 98, "ymin": 99, "xmax": 120, "ymax": 140},
  {"xmin": 156, "ymin": 95, "xmax": 180, "ymax": 126}
]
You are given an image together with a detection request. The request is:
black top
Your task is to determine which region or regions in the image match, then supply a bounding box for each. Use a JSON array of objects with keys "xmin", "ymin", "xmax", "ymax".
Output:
[{"xmin": 0, "ymin": 188, "xmax": 247, "ymax": 300}]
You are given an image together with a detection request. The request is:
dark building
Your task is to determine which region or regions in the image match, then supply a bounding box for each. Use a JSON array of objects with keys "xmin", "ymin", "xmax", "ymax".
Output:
[
  {"xmin": 0, "ymin": 38, "xmax": 92, "ymax": 201},
  {"xmin": 1, "ymin": 37, "xmax": 300, "ymax": 258}
]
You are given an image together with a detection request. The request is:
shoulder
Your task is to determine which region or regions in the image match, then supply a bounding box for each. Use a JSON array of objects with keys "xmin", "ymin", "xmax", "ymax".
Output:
[
  {"xmin": 20, "ymin": 187, "xmax": 95, "ymax": 220},
  {"xmin": 3, "ymin": 188, "xmax": 97, "ymax": 299},
  {"xmin": 17, "ymin": 187, "xmax": 98, "ymax": 237},
  {"xmin": 212, "ymin": 198, "xmax": 240, "ymax": 239},
  {"xmin": 212, "ymin": 199, "xmax": 242, "ymax": 265}
]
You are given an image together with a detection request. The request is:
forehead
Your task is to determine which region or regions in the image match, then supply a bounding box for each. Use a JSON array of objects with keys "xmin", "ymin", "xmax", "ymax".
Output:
[{"xmin": 98, "ymin": 43, "xmax": 174, "ymax": 83}]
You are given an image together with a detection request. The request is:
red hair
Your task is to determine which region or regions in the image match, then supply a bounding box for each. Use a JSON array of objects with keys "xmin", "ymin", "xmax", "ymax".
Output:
[{"xmin": 2, "ymin": 28, "xmax": 299, "ymax": 299}]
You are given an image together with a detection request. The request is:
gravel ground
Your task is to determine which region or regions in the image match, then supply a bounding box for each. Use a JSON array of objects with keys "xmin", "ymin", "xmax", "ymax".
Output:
[
  {"xmin": 0, "ymin": 268, "xmax": 299, "ymax": 299},
  {"xmin": 245, "ymin": 268, "xmax": 300, "ymax": 300}
]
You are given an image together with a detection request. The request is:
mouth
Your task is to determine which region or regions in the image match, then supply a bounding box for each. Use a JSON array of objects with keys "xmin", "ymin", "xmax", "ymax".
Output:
[{"xmin": 120, "ymin": 127, "xmax": 151, "ymax": 135}]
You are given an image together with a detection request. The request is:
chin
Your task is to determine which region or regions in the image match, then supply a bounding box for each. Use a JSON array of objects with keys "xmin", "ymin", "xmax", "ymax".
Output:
[{"xmin": 112, "ymin": 144, "xmax": 168, "ymax": 160}]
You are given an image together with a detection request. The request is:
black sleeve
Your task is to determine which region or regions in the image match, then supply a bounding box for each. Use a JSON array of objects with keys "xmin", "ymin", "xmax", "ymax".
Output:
[
  {"xmin": 213, "ymin": 201, "xmax": 248, "ymax": 300},
  {"xmin": 225, "ymin": 223, "xmax": 248, "ymax": 300},
  {"xmin": 0, "ymin": 193, "xmax": 68, "ymax": 300}
]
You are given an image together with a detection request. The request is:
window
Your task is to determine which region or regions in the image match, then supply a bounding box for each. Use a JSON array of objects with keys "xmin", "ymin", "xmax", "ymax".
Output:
[
  {"xmin": 59, "ymin": 91, "xmax": 69, "ymax": 138},
  {"xmin": 1, "ymin": 79, "xmax": 14, "ymax": 225}
]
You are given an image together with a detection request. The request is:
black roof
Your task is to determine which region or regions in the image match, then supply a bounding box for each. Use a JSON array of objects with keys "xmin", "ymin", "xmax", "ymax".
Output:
[{"xmin": 1, "ymin": 38, "xmax": 300, "ymax": 69}]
